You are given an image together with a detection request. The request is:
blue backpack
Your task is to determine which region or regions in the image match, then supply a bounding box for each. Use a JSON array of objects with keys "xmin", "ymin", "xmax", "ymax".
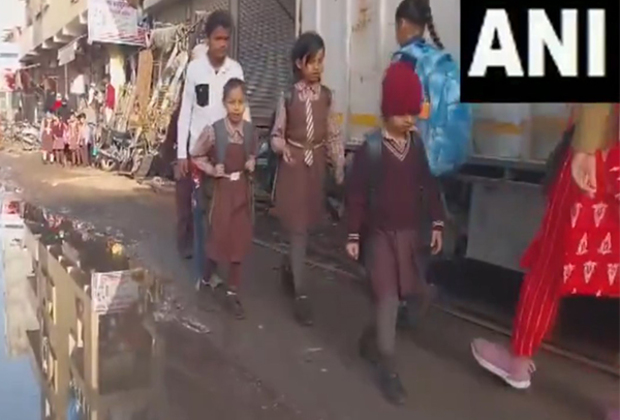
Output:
[{"xmin": 393, "ymin": 40, "xmax": 472, "ymax": 176}]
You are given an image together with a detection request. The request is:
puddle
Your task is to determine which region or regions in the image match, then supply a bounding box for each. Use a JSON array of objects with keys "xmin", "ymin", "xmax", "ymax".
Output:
[{"xmin": 0, "ymin": 197, "xmax": 296, "ymax": 420}]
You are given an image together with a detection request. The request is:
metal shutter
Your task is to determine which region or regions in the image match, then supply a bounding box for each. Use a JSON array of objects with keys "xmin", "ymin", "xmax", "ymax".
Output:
[{"xmin": 238, "ymin": 0, "xmax": 295, "ymax": 128}]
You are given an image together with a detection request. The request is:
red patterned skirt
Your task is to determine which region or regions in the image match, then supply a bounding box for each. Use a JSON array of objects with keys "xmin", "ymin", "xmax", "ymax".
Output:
[{"xmin": 521, "ymin": 142, "xmax": 620, "ymax": 298}]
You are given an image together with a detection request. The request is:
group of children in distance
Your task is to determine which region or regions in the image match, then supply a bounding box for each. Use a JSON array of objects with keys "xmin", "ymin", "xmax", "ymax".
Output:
[
  {"xmin": 186, "ymin": 0, "xmax": 620, "ymax": 412},
  {"xmin": 40, "ymin": 111, "xmax": 92, "ymax": 167}
]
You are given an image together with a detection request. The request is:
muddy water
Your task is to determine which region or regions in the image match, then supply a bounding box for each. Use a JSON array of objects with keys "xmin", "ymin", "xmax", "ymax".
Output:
[
  {"xmin": 0, "ymin": 202, "xmax": 300, "ymax": 420},
  {"xmin": 0, "ymin": 225, "xmax": 41, "ymax": 420}
]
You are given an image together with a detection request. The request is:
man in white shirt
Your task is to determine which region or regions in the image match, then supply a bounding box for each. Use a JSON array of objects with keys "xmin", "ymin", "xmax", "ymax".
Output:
[
  {"xmin": 176, "ymin": 10, "xmax": 249, "ymax": 286},
  {"xmin": 176, "ymin": 10, "xmax": 246, "ymax": 172}
]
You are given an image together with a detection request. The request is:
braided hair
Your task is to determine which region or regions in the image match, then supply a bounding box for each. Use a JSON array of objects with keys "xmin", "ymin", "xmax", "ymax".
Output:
[{"xmin": 395, "ymin": 0, "xmax": 444, "ymax": 50}]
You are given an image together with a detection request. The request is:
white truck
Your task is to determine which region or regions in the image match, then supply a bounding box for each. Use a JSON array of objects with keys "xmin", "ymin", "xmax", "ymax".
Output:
[{"xmin": 297, "ymin": 0, "xmax": 570, "ymax": 271}]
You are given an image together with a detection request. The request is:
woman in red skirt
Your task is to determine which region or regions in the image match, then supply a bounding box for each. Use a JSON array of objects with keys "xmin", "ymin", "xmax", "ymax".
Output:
[{"xmin": 471, "ymin": 104, "xmax": 619, "ymax": 418}]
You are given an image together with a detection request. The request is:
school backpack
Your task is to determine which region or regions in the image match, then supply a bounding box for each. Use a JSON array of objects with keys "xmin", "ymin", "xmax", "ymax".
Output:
[
  {"xmin": 393, "ymin": 39, "xmax": 472, "ymax": 176},
  {"xmin": 197, "ymin": 119, "xmax": 256, "ymax": 219},
  {"xmin": 212, "ymin": 119, "xmax": 255, "ymax": 163}
]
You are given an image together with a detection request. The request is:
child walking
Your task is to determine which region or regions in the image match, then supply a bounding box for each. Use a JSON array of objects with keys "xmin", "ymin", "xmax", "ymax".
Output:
[
  {"xmin": 190, "ymin": 78, "xmax": 257, "ymax": 320},
  {"xmin": 77, "ymin": 113, "xmax": 90, "ymax": 166},
  {"xmin": 270, "ymin": 31, "xmax": 345, "ymax": 326},
  {"xmin": 345, "ymin": 61, "xmax": 445, "ymax": 405},
  {"xmin": 52, "ymin": 114, "xmax": 66, "ymax": 166},
  {"xmin": 66, "ymin": 113, "xmax": 80, "ymax": 166},
  {"xmin": 40, "ymin": 113, "xmax": 54, "ymax": 164}
]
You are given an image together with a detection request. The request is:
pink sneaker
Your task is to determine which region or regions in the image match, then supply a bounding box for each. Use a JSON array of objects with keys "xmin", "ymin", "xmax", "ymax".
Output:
[
  {"xmin": 471, "ymin": 338, "xmax": 536, "ymax": 389},
  {"xmin": 606, "ymin": 408, "xmax": 619, "ymax": 420}
]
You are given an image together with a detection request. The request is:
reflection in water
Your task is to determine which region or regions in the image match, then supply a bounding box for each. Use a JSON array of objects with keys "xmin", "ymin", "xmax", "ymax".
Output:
[
  {"xmin": 0, "ymin": 221, "xmax": 41, "ymax": 419},
  {"xmin": 22, "ymin": 203, "xmax": 159, "ymax": 420},
  {"xmin": 18, "ymin": 202, "xmax": 300, "ymax": 420}
]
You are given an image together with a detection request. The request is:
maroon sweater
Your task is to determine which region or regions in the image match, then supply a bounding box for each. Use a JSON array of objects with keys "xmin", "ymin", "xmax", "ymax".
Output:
[{"xmin": 346, "ymin": 133, "xmax": 445, "ymax": 240}]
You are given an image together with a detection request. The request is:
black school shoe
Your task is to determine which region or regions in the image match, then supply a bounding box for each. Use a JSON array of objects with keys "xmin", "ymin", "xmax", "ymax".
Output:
[
  {"xmin": 397, "ymin": 285, "xmax": 438, "ymax": 330},
  {"xmin": 293, "ymin": 295, "xmax": 313, "ymax": 326},
  {"xmin": 280, "ymin": 261, "xmax": 295, "ymax": 297},
  {"xmin": 376, "ymin": 358, "xmax": 407, "ymax": 406},
  {"xmin": 358, "ymin": 327, "xmax": 381, "ymax": 365}
]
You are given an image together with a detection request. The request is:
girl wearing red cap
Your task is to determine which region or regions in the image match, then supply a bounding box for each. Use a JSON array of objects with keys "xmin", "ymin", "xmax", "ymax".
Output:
[
  {"xmin": 345, "ymin": 61, "xmax": 445, "ymax": 405},
  {"xmin": 271, "ymin": 32, "xmax": 345, "ymax": 326}
]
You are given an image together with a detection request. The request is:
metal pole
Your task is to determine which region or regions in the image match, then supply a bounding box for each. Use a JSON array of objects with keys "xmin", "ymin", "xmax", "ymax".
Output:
[
  {"xmin": 64, "ymin": 63, "xmax": 69, "ymax": 99},
  {"xmin": 229, "ymin": 0, "xmax": 240, "ymax": 60},
  {"xmin": 295, "ymin": 0, "xmax": 301, "ymax": 36}
]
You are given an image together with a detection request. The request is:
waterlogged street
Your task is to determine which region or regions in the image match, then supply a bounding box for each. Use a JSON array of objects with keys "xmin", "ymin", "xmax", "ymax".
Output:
[
  {"xmin": 0, "ymin": 224, "xmax": 40, "ymax": 419},
  {"xmin": 0, "ymin": 150, "xmax": 617, "ymax": 420}
]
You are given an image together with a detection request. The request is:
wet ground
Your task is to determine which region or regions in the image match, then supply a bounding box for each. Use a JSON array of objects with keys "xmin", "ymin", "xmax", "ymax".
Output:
[
  {"xmin": 0, "ymin": 150, "xmax": 618, "ymax": 420},
  {"xmin": 0, "ymin": 227, "xmax": 40, "ymax": 419}
]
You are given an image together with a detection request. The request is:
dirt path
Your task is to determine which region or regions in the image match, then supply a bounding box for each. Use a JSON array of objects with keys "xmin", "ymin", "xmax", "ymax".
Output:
[{"xmin": 1, "ymin": 150, "xmax": 617, "ymax": 420}]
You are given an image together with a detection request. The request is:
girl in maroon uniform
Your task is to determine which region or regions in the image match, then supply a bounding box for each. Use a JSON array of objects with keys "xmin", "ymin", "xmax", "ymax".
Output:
[
  {"xmin": 345, "ymin": 61, "xmax": 444, "ymax": 405},
  {"xmin": 40, "ymin": 113, "xmax": 54, "ymax": 164},
  {"xmin": 190, "ymin": 78, "xmax": 257, "ymax": 320},
  {"xmin": 270, "ymin": 32, "xmax": 345, "ymax": 326},
  {"xmin": 51, "ymin": 114, "xmax": 66, "ymax": 166}
]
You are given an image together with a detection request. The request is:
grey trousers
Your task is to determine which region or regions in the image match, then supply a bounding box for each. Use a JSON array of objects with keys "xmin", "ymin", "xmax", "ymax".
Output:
[{"xmin": 288, "ymin": 232, "xmax": 308, "ymax": 296}]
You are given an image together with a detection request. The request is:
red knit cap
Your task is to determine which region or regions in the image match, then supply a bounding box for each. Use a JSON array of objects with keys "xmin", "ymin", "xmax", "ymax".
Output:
[{"xmin": 381, "ymin": 61, "xmax": 422, "ymax": 118}]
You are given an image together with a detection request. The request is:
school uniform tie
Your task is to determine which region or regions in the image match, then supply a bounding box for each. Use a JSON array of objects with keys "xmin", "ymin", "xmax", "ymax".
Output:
[{"xmin": 304, "ymin": 97, "xmax": 315, "ymax": 166}]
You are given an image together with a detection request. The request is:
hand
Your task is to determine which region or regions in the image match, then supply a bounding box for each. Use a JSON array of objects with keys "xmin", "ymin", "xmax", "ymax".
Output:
[
  {"xmin": 245, "ymin": 158, "xmax": 256, "ymax": 173},
  {"xmin": 177, "ymin": 158, "xmax": 189, "ymax": 177},
  {"xmin": 203, "ymin": 164, "xmax": 215, "ymax": 177},
  {"xmin": 272, "ymin": 137, "xmax": 286, "ymax": 154},
  {"xmin": 571, "ymin": 151, "xmax": 597, "ymax": 196},
  {"xmin": 282, "ymin": 145, "xmax": 294, "ymax": 165},
  {"xmin": 214, "ymin": 164, "xmax": 225, "ymax": 178},
  {"xmin": 346, "ymin": 241, "xmax": 360, "ymax": 260},
  {"xmin": 335, "ymin": 166, "xmax": 345, "ymax": 185},
  {"xmin": 431, "ymin": 230, "xmax": 443, "ymax": 255}
]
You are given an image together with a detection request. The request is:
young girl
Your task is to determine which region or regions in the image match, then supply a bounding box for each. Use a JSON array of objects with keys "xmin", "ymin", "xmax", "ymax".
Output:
[
  {"xmin": 270, "ymin": 31, "xmax": 345, "ymax": 326},
  {"xmin": 471, "ymin": 104, "xmax": 619, "ymax": 414},
  {"xmin": 394, "ymin": 0, "xmax": 443, "ymax": 51},
  {"xmin": 40, "ymin": 113, "xmax": 54, "ymax": 164},
  {"xmin": 51, "ymin": 114, "xmax": 66, "ymax": 166},
  {"xmin": 345, "ymin": 61, "xmax": 444, "ymax": 405},
  {"xmin": 77, "ymin": 113, "xmax": 90, "ymax": 166},
  {"xmin": 190, "ymin": 78, "xmax": 257, "ymax": 320},
  {"xmin": 66, "ymin": 113, "xmax": 80, "ymax": 166}
]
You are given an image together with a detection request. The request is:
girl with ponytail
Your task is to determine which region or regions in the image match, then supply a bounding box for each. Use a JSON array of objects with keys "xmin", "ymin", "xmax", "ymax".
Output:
[{"xmin": 395, "ymin": 0, "xmax": 444, "ymax": 50}]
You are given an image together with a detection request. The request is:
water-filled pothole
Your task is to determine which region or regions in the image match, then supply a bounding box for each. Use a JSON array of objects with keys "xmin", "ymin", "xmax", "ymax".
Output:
[{"xmin": 16, "ymin": 201, "xmax": 294, "ymax": 420}]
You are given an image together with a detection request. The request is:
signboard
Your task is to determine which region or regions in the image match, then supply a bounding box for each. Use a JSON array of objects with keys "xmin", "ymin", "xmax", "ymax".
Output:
[
  {"xmin": 88, "ymin": 0, "xmax": 147, "ymax": 47},
  {"xmin": 91, "ymin": 269, "xmax": 141, "ymax": 315},
  {"xmin": 58, "ymin": 38, "xmax": 80, "ymax": 66}
]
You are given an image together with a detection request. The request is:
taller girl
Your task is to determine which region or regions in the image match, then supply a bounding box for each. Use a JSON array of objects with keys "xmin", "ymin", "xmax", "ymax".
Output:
[
  {"xmin": 271, "ymin": 32, "xmax": 345, "ymax": 326},
  {"xmin": 393, "ymin": 0, "xmax": 471, "ymax": 178}
]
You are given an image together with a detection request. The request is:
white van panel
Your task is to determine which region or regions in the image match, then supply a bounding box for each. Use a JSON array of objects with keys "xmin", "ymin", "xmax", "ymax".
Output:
[{"xmin": 298, "ymin": 0, "xmax": 567, "ymax": 161}]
